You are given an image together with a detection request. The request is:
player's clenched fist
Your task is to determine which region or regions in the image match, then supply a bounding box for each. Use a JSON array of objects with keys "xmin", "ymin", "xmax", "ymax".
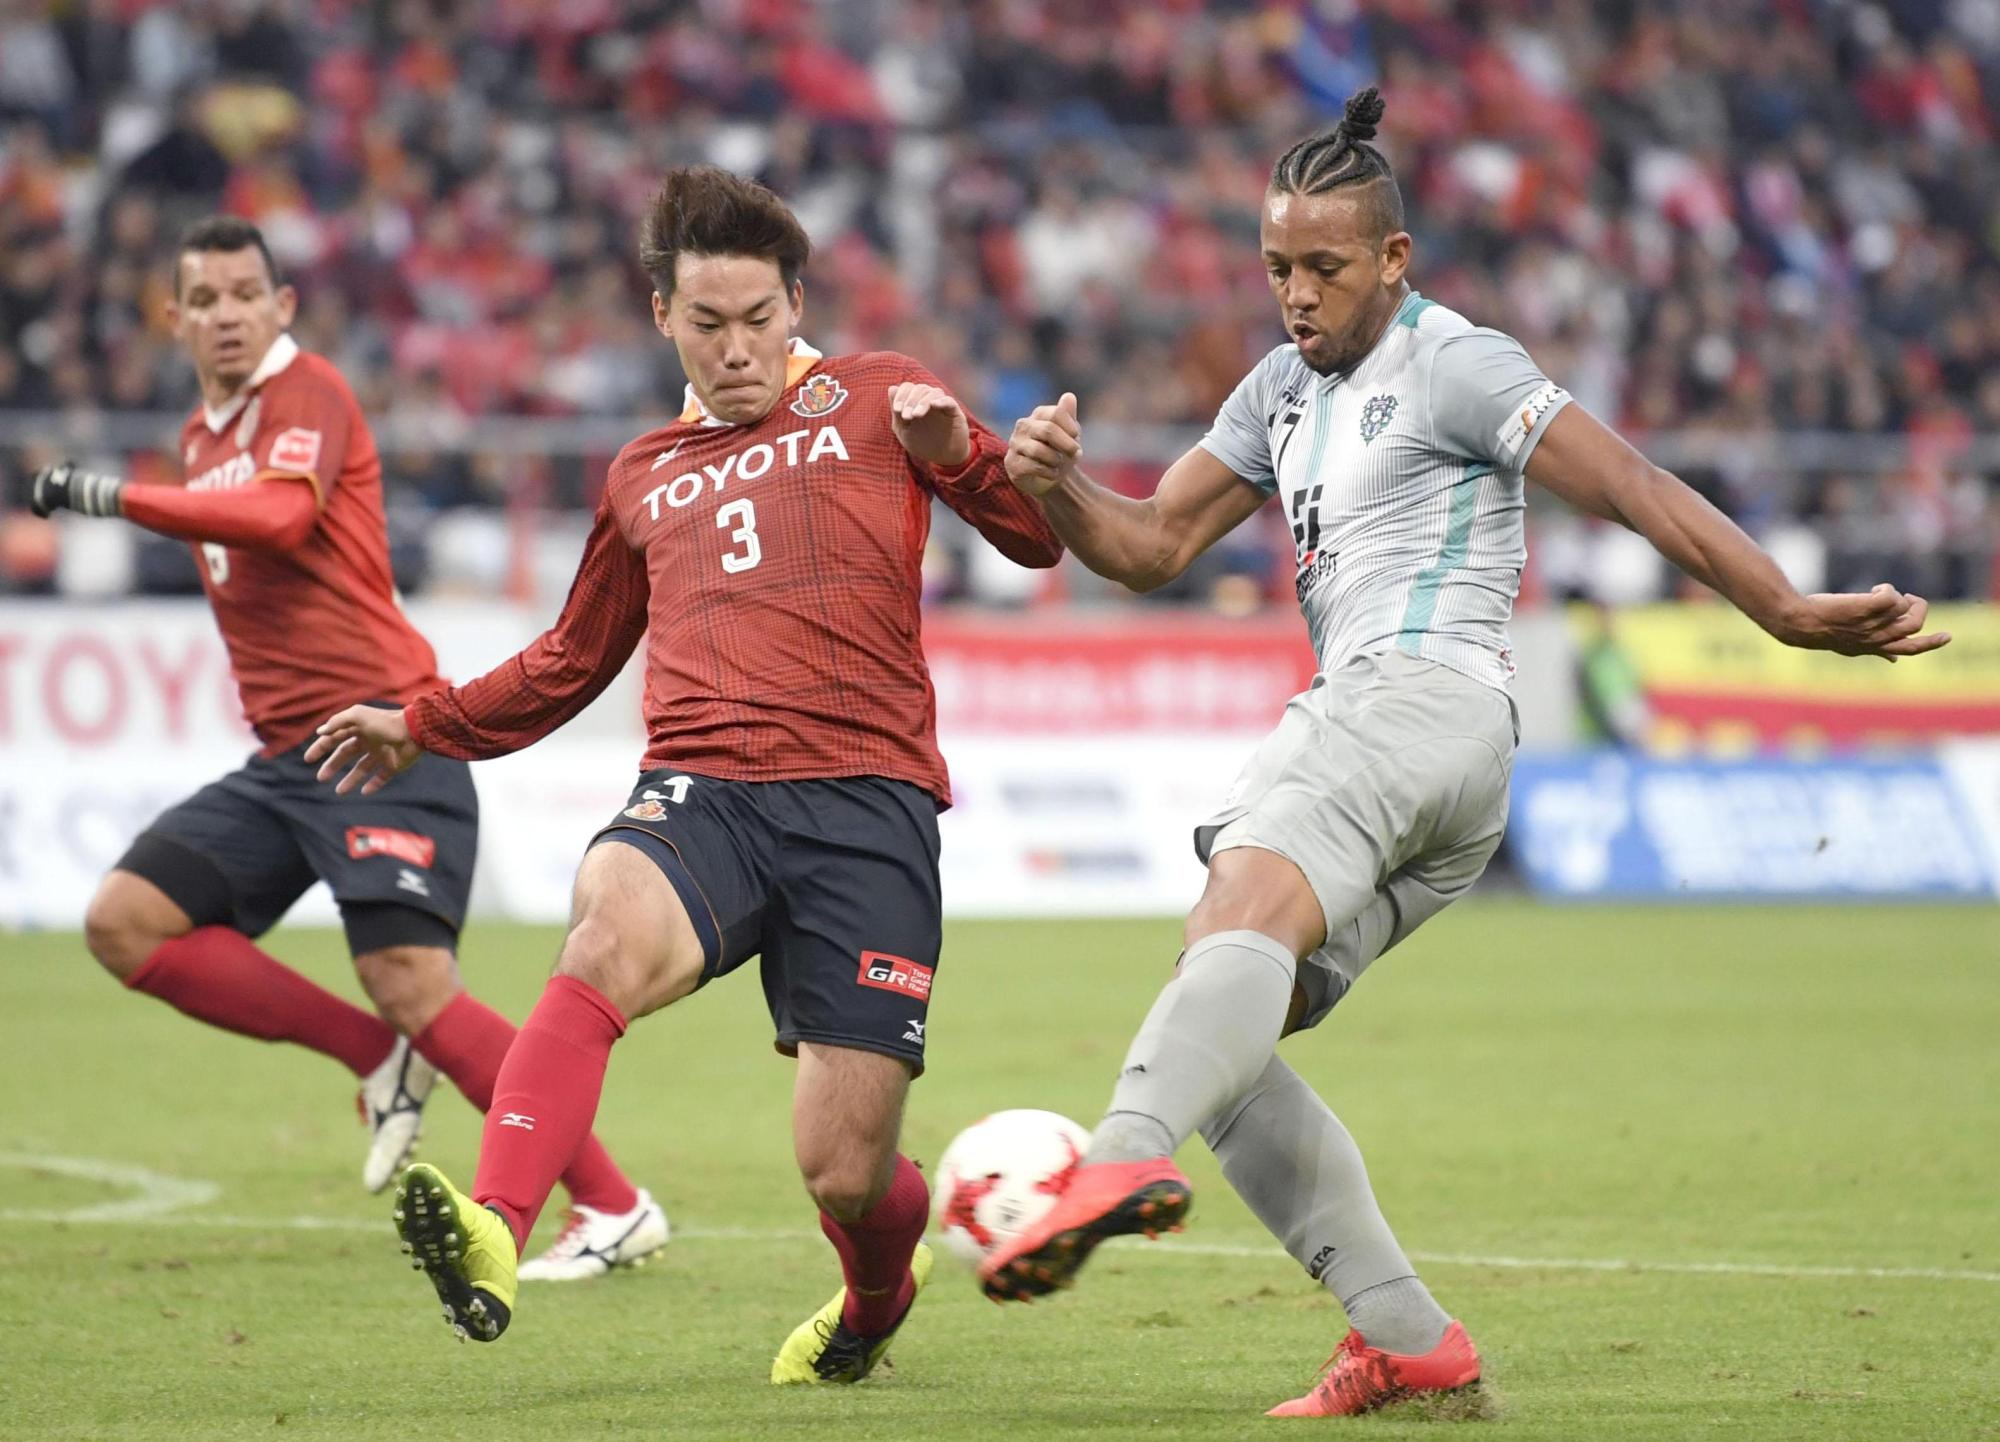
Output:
[
  {"xmin": 888, "ymin": 382, "xmax": 972, "ymax": 468},
  {"xmin": 307, "ymin": 704, "xmax": 423, "ymax": 795},
  {"xmin": 1005, "ymin": 392, "xmax": 1081, "ymax": 497},
  {"xmin": 30, "ymin": 460, "xmax": 126, "ymax": 518}
]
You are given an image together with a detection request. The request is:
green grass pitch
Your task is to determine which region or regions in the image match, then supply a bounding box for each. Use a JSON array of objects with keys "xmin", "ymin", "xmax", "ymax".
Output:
[{"xmin": 2, "ymin": 902, "xmax": 1996, "ymax": 1440}]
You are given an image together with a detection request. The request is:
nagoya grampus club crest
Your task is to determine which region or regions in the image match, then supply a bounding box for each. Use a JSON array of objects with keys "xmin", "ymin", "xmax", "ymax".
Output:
[
  {"xmin": 790, "ymin": 373, "xmax": 848, "ymax": 418},
  {"xmin": 1360, "ymin": 393, "xmax": 1398, "ymax": 443}
]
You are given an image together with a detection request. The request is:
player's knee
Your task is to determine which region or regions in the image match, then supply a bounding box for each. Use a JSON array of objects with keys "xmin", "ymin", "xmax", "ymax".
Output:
[
  {"xmin": 352, "ymin": 945, "xmax": 458, "ymax": 1035},
  {"xmin": 553, "ymin": 916, "xmax": 660, "ymax": 1020},
  {"xmin": 799, "ymin": 1154, "xmax": 885, "ymax": 1223},
  {"xmin": 83, "ymin": 879, "xmax": 180, "ymax": 980},
  {"xmin": 1186, "ymin": 852, "xmax": 1324, "ymax": 957}
]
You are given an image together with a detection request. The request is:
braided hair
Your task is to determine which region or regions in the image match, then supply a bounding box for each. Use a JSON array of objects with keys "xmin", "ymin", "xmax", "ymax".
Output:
[{"xmin": 1269, "ymin": 87, "xmax": 1405, "ymax": 237}]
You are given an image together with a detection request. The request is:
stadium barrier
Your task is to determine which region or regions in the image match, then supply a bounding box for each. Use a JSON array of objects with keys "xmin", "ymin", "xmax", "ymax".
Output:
[
  {"xmin": 1507, "ymin": 749, "xmax": 2000, "ymax": 900},
  {"xmin": 1584, "ymin": 603, "xmax": 2000, "ymax": 750},
  {"xmin": 0, "ymin": 601, "xmax": 1322, "ymax": 926},
  {"xmin": 3, "ymin": 600, "xmax": 1992, "ymax": 926}
]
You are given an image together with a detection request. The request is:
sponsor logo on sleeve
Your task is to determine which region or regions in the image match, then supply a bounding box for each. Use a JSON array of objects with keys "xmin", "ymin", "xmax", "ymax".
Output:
[
  {"xmin": 789, "ymin": 373, "xmax": 848, "ymax": 418},
  {"xmin": 268, "ymin": 426, "xmax": 324, "ymax": 474},
  {"xmin": 345, "ymin": 825, "xmax": 437, "ymax": 868},
  {"xmin": 856, "ymin": 950, "xmax": 934, "ymax": 1000},
  {"xmin": 1495, "ymin": 382, "xmax": 1568, "ymax": 464}
]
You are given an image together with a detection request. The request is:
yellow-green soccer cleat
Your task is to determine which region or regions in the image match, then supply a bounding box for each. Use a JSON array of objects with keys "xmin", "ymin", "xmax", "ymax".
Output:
[
  {"xmin": 770, "ymin": 1242, "xmax": 933, "ymax": 1385},
  {"xmin": 392, "ymin": 1162, "xmax": 518, "ymax": 1342}
]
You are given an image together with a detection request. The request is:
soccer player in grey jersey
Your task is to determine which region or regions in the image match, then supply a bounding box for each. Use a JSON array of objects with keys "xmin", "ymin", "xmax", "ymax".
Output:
[{"xmin": 982, "ymin": 88, "xmax": 1949, "ymax": 1417}]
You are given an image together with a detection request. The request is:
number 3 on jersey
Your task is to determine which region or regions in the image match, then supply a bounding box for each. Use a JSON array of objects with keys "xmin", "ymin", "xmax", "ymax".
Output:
[{"xmin": 717, "ymin": 499, "xmax": 761, "ymax": 573}]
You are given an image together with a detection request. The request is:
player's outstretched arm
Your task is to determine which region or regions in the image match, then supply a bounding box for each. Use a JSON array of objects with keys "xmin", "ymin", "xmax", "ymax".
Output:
[
  {"xmin": 381, "ymin": 497, "xmax": 651, "ymax": 764},
  {"xmin": 307, "ymin": 705, "xmax": 421, "ymax": 795},
  {"xmin": 1525, "ymin": 406, "xmax": 1951, "ymax": 661},
  {"xmin": 32, "ymin": 459, "xmax": 320, "ymax": 552},
  {"xmin": 1006, "ymin": 392, "xmax": 1264, "ymax": 592}
]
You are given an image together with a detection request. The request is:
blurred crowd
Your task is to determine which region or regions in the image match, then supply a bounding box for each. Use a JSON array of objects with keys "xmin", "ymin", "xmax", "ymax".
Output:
[{"xmin": 1, "ymin": 0, "xmax": 1997, "ymax": 606}]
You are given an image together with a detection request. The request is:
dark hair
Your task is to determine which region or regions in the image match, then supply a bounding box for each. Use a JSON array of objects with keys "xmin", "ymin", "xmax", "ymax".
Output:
[
  {"xmin": 638, "ymin": 165, "xmax": 812, "ymax": 299},
  {"xmin": 1269, "ymin": 87, "xmax": 1405, "ymax": 238},
  {"xmin": 174, "ymin": 215, "xmax": 282, "ymax": 296}
]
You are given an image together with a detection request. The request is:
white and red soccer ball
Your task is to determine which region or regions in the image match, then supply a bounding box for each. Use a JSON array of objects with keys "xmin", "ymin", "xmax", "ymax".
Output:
[{"xmin": 930, "ymin": 1109, "xmax": 1091, "ymax": 1267}]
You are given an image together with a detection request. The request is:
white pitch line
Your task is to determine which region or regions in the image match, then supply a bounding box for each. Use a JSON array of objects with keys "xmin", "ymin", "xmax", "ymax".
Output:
[
  {"xmin": 3, "ymin": 1202, "xmax": 1993, "ymax": 1286},
  {"xmin": 1148, "ymin": 1239, "xmax": 2000, "ymax": 1285},
  {"xmin": 5, "ymin": 1153, "xmax": 1991, "ymax": 1286},
  {"xmin": 0, "ymin": 1151, "xmax": 219, "ymax": 1223}
]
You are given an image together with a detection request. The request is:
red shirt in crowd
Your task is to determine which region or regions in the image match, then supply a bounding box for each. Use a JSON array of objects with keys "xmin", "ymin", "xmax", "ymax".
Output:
[
  {"xmin": 169, "ymin": 335, "xmax": 444, "ymax": 753},
  {"xmin": 406, "ymin": 347, "xmax": 1062, "ymax": 804}
]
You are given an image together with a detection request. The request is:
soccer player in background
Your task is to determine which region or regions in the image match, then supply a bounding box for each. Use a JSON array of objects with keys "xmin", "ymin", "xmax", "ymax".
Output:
[
  {"xmin": 30, "ymin": 217, "xmax": 666, "ymax": 1279},
  {"xmin": 307, "ymin": 167, "xmax": 1062, "ymax": 1378},
  {"xmin": 989, "ymin": 89, "xmax": 1949, "ymax": 1416}
]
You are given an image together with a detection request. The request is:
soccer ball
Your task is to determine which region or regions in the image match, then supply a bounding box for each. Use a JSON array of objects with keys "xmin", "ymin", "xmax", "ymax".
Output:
[{"xmin": 931, "ymin": 1108, "xmax": 1091, "ymax": 1267}]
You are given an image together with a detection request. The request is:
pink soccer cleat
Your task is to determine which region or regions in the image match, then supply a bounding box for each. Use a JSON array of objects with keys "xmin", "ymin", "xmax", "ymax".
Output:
[
  {"xmin": 1266, "ymin": 1320, "xmax": 1482, "ymax": 1417},
  {"xmin": 978, "ymin": 1156, "xmax": 1190, "ymax": 1302}
]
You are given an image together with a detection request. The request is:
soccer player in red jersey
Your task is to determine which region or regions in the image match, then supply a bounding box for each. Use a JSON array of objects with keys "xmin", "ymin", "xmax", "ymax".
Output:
[
  {"xmin": 308, "ymin": 167, "xmax": 1062, "ymax": 1375},
  {"xmin": 30, "ymin": 218, "xmax": 665, "ymax": 1277}
]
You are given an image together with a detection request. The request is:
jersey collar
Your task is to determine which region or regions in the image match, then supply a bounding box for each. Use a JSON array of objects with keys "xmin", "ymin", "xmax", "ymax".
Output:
[
  {"xmin": 1322, "ymin": 290, "xmax": 1423, "ymax": 390},
  {"xmin": 678, "ymin": 337, "xmax": 823, "ymax": 427},
  {"xmin": 202, "ymin": 333, "xmax": 301, "ymax": 433}
]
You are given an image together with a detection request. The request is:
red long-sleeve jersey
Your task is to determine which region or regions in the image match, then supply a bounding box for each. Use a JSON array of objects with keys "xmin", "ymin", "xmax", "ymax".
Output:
[
  {"xmin": 173, "ymin": 334, "xmax": 444, "ymax": 753},
  {"xmin": 407, "ymin": 351, "xmax": 1061, "ymax": 804}
]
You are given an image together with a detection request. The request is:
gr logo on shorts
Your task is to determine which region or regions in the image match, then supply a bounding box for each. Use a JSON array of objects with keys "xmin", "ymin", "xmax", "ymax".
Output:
[{"xmin": 857, "ymin": 950, "xmax": 934, "ymax": 1001}]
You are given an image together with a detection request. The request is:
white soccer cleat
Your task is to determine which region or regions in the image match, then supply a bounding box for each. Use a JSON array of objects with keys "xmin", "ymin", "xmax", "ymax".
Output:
[
  {"xmin": 517, "ymin": 1190, "xmax": 671, "ymax": 1282},
  {"xmin": 359, "ymin": 1036, "xmax": 436, "ymax": 1194}
]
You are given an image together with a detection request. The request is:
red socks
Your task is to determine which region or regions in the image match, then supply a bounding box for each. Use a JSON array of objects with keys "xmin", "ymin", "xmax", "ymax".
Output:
[
  {"xmin": 413, "ymin": 990, "xmax": 639, "ymax": 1215},
  {"xmin": 472, "ymin": 975, "xmax": 627, "ymax": 1250},
  {"xmin": 127, "ymin": 927, "xmax": 396, "ymax": 1077},
  {"xmin": 820, "ymin": 1154, "xmax": 930, "ymax": 1336}
]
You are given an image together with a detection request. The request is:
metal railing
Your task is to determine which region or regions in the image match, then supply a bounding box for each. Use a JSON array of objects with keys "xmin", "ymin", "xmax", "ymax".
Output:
[{"xmin": 5, "ymin": 410, "xmax": 2000, "ymax": 476}]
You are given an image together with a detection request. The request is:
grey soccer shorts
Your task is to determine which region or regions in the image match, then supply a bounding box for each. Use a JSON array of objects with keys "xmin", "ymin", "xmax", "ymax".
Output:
[{"xmin": 1195, "ymin": 650, "xmax": 1518, "ymax": 1030}]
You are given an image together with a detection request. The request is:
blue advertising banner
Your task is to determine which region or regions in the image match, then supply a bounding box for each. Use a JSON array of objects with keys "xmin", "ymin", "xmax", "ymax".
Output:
[{"xmin": 1507, "ymin": 754, "xmax": 2000, "ymax": 899}]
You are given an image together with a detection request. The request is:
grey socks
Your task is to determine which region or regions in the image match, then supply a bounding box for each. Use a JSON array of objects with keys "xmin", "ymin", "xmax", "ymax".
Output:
[
  {"xmin": 1202, "ymin": 1054, "xmax": 1450, "ymax": 1356},
  {"xmin": 1085, "ymin": 930, "xmax": 1297, "ymax": 1165}
]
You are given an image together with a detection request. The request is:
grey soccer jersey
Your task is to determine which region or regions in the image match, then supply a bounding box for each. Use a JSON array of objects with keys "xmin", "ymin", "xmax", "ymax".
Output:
[{"xmin": 1200, "ymin": 291, "xmax": 1570, "ymax": 691}]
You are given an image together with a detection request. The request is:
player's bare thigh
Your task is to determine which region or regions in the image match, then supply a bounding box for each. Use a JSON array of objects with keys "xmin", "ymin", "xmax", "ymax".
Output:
[
  {"xmin": 83, "ymin": 869, "xmax": 194, "ymax": 979},
  {"xmin": 555, "ymin": 839, "xmax": 706, "ymax": 1020},
  {"xmin": 792, "ymin": 1041, "xmax": 910, "ymax": 1221},
  {"xmin": 1184, "ymin": 847, "xmax": 1326, "ymax": 1038}
]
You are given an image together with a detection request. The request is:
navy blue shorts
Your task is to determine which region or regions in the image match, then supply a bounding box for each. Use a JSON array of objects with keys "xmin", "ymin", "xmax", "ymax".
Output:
[
  {"xmin": 592, "ymin": 770, "xmax": 942, "ymax": 1075},
  {"xmin": 116, "ymin": 734, "xmax": 478, "ymax": 952}
]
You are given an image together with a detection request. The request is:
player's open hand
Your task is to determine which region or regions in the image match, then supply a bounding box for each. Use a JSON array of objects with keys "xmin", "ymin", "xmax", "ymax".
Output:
[
  {"xmin": 1005, "ymin": 393, "xmax": 1081, "ymax": 497},
  {"xmin": 1781, "ymin": 584, "xmax": 1951, "ymax": 662},
  {"xmin": 889, "ymin": 382, "xmax": 972, "ymax": 468},
  {"xmin": 306, "ymin": 705, "xmax": 422, "ymax": 794}
]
